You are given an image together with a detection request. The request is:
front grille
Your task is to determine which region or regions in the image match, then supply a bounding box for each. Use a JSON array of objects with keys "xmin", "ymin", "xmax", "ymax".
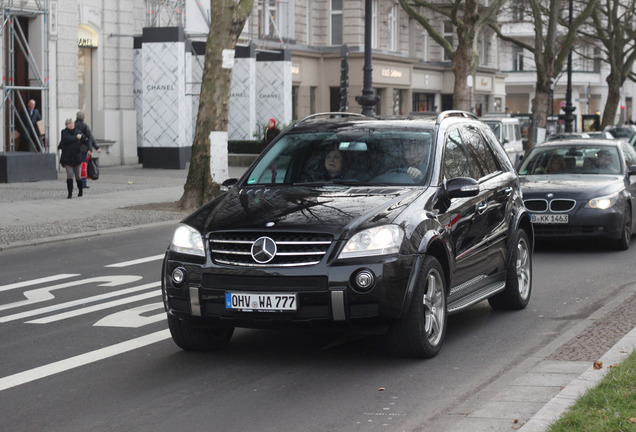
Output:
[
  {"xmin": 524, "ymin": 199, "xmax": 548, "ymax": 212},
  {"xmin": 209, "ymin": 232, "xmax": 333, "ymax": 267},
  {"xmin": 549, "ymin": 199, "xmax": 576, "ymax": 212},
  {"xmin": 525, "ymin": 198, "xmax": 576, "ymax": 213}
]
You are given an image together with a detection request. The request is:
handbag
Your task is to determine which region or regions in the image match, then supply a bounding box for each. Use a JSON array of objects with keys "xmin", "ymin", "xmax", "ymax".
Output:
[
  {"xmin": 81, "ymin": 161, "xmax": 88, "ymax": 179},
  {"xmin": 88, "ymin": 156, "xmax": 99, "ymax": 180}
]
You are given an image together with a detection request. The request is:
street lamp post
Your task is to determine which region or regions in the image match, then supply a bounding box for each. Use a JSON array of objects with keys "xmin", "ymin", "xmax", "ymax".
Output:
[
  {"xmin": 563, "ymin": 0, "xmax": 575, "ymax": 132},
  {"xmin": 356, "ymin": 0, "xmax": 379, "ymax": 116}
]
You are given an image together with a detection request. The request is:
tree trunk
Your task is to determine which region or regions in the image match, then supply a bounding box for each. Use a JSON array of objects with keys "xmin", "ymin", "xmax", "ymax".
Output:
[
  {"xmin": 452, "ymin": 42, "xmax": 474, "ymax": 111},
  {"xmin": 528, "ymin": 73, "xmax": 552, "ymax": 149},
  {"xmin": 177, "ymin": 0, "xmax": 253, "ymax": 210},
  {"xmin": 602, "ymin": 71, "xmax": 622, "ymax": 128}
]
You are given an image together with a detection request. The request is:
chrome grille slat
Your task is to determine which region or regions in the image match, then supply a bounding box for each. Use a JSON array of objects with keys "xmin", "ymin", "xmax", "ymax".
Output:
[{"xmin": 209, "ymin": 232, "xmax": 334, "ymax": 267}]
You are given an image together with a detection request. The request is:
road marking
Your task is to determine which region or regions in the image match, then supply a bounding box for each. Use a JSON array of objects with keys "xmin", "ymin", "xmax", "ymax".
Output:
[
  {"xmin": 94, "ymin": 303, "xmax": 165, "ymax": 328},
  {"xmin": 0, "ymin": 282, "xmax": 159, "ymax": 323},
  {"xmin": 0, "ymin": 274, "xmax": 79, "ymax": 293},
  {"xmin": 105, "ymin": 254, "xmax": 164, "ymax": 268},
  {"xmin": 0, "ymin": 275, "xmax": 143, "ymax": 313},
  {"xmin": 27, "ymin": 291, "xmax": 161, "ymax": 324},
  {"xmin": 0, "ymin": 330, "xmax": 171, "ymax": 392}
]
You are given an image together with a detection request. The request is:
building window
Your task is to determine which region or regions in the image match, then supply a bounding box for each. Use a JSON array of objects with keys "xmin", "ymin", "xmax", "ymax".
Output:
[
  {"xmin": 513, "ymin": 46, "xmax": 524, "ymax": 71},
  {"xmin": 412, "ymin": 93, "xmax": 435, "ymax": 112},
  {"xmin": 512, "ymin": 0, "xmax": 524, "ymax": 21},
  {"xmin": 310, "ymin": 86, "xmax": 317, "ymax": 114},
  {"xmin": 393, "ymin": 89, "xmax": 406, "ymax": 115},
  {"xmin": 443, "ymin": 21, "xmax": 453, "ymax": 61},
  {"xmin": 261, "ymin": 0, "xmax": 291, "ymax": 41},
  {"xmin": 306, "ymin": 0, "xmax": 312, "ymax": 45},
  {"xmin": 422, "ymin": 32, "xmax": 428, "ymax": 61},
  {"xmin": 292, "ymin": 86, "xmax": 299, "ymax": 121},
  {"xmin": 389, "ymin": 4, "xmax": 398, "ymax": 52},
  {"xmin": 594, "ymin": 47, "xmax": 601, "ymax": 73},
  {"xmin": 330, "ymin": 0, "xmax": 343, "ymax": 46}
]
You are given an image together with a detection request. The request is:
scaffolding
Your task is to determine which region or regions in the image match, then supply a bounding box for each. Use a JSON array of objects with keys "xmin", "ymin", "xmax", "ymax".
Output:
[
  {"xmin": 145, "ymin": 0, "xmax": 185, "ymax": 28},
  {"xmin": 1, "ymin": 0, "xmax": 50, "ymax": 153}
]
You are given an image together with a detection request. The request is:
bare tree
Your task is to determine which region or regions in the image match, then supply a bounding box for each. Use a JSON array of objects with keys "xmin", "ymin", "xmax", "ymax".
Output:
[
  {"xmin": 491, "ymin": 0, "xmax": 597, "ymax": 148},
  {"xmin": 399, "ymin": 0, "xmax": 506, "ymax": 111},
  {"xmin": 577, "ymin": 0, "xmax": 636, "ymax": 128},
  {"xmin": 177, "ymin": 0, "xmax": 254, "ymax": 210}
]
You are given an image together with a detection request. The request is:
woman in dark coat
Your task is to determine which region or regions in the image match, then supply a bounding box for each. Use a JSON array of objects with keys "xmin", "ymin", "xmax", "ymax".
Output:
[{"xmin": 57, "ymin": 118, "xmax": 87, "ymax": 198}]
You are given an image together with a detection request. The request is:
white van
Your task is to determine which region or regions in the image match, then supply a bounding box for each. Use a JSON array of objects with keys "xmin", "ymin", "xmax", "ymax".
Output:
[{"xmin": 481, "ymin": 117, "xmax": 524, "ymax": 166}]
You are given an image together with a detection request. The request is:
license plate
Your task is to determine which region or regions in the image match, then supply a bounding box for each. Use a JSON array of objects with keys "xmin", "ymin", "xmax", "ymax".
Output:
[
  {"xmin": 531, "ymin": 214, "xmax": 569, "ymax": 224},
  {"xmin": 225, "ymin": 292, "xmax": 297, "ymax": 312}
]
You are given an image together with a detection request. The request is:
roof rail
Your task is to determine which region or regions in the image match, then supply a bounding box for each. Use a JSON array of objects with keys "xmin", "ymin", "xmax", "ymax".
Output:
[
  {"xmin": 295, "ymin": 112, "xmax": 367, "ymax": 125},
  {"xmin": 436, "ymin": 110, "xmax": 479, "ymax": 125}
]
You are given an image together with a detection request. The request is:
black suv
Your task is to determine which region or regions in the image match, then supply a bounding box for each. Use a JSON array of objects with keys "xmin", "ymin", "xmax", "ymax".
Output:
[{"xmin": 162, "ymin": 111, "xmax": 533, "ymax": 358}]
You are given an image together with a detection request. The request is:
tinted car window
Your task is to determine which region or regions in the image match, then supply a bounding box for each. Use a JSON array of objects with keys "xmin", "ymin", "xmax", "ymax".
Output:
[
  {"xmin": 519, "ymin": 145, "xmax": 621, "ymax": 175},
  {"xmin": 443, "ymin": 128, "xmax": 472, "ymax": 179},
  {"xmin": 621, "ymin": 142, "xmax": 636, "ymax": 168},
  {"xmin": 461, "ymin": 125, "xmax": 500, "ymax": 178},
  {"xmin": 247, "ymin": 129, "xmax": 434, "ymax": 186}
]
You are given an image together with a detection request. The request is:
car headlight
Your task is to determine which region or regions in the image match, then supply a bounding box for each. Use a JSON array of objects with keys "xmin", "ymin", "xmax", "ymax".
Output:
[
  {"xmin": 170, "ymin": 224, "xmax": 205, "ymax": 257},
  {"xmin": 585, "ymin": 192, "xmax": 619, "ymax": 210},
  {"xmin": 338, "ymin": 225, "xmax": 404, "ymax": 259}
]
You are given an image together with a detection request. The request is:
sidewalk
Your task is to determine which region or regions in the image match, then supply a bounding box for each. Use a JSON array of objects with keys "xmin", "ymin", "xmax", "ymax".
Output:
[{"xmin": 0, "ymin": 163, "xmax": 635, "ymax": 431}]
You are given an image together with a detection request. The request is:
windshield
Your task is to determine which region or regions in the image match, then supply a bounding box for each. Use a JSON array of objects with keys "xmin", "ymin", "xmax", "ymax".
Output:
[
  {"xmin": 484, "ymin": 122, "xmax": 502, "ymax": 140},
  {"xmin": 518, "ymin": 145, "xmax": 622, "ymax": 175},
  {"xmin": 246, "ymin": 129, "xmax": 434, "ymax": 186}
]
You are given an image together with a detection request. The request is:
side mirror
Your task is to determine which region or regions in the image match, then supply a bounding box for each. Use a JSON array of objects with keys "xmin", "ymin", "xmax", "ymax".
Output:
[
  {"xmin": 221, "ymin": 178, "xmax": 238, "ymax": 191},
  {"xmin": 446, "ymin": 177, "xmax": 480, "ymax": 199}
]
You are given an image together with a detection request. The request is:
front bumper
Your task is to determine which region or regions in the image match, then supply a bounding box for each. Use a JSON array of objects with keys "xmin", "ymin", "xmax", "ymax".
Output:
[
  {"xmin": 530, "ymin": 206, "xmax": 625, "ymax": 239},
  {"xmin": 162, "ymin": 252, "xmax": 416, "ymax": 330}
]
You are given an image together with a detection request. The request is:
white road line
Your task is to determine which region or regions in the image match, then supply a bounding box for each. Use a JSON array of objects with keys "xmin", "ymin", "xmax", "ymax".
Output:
[
  {"xmin": 0, "ymin": 275, "xmax": 143, "ymax": 313},
  {"xmin": 105, "ymin": 254, "xmax": 164, "ymax": 268},
  {"xmin": 0, "ymin": 274, "xmax": 79, "ymax": 293},
  {"xmin": 27, "ymin": 291, "xmax": 161, "ymax": 324},
  {"xmin": 0, "ymin": 329, "xmax": 171, "ymax": 392},
  {"xmin": 0, "ymin": 282, "xmax": 160, "ymax": 323},
  {"xmin": 94, "ymin": 303, "xmax": 165, "ymax": 328}
]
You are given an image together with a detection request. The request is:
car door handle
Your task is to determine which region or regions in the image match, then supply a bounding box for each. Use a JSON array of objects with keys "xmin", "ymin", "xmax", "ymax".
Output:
[
  {"xmin": 477, "ymin": 201, "xmax": 488, "ymax": 213},
  {"xmin": 504, "ymin": 187, "xmax": 513, "ymax": 196}
]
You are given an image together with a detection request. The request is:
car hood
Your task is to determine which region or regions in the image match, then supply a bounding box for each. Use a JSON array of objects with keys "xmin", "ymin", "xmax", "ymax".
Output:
[
  {"xmin": 181, "ymin": 185, "xmax": 427, "ymax": 237},
  {"xmin": 519, "ymin": 174, "xmax": 624, "ymax": 198}
]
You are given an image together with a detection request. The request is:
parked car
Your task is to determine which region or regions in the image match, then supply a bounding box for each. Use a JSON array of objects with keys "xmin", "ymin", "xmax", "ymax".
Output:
[
  {"xmin": 162, "ymin": 111, "xmax": 534, "ymax": 358},
  {"xmin": 518, "ymin": 139, "xmax": 636, "ymax": 249},
  {"xmin": 544, "ymin": 132, "xmax": 591, "ymax": 141},
  {"xmin": 587, "ymin": 131, "xmax": 614, "ymax": 140},
  {"xmin": 605, "ymin": 125, "xmax": 636, "ymax": 143},
  {"xmin": 481, "ymin": 116, "xmax": 524, "ymax": 166}
]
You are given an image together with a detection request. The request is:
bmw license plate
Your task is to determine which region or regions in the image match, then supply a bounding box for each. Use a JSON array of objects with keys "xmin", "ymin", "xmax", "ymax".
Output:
[
  {"xmin": 531, "ymin": 214, "xmax": 569, "ymax": 224},
  {"xmin": 225, "ymin": 292, "xmax": 297, "ymax": 312}
]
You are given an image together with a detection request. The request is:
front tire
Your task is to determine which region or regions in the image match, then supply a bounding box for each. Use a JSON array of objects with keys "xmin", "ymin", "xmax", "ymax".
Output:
[
  {"xmin": 167, "ymin": 314, "xmax": 234, "ymax": 351},
  {"xmin": 386, "ymin": 256, "xmax": 447, "ymax": 358},
  {"xmin": 488, "ymin": 229, "xmax": 532, "ymax": 310},
  {"xmin": 612, "ymin": 205, "xmax": 631, "ymax": 251}
]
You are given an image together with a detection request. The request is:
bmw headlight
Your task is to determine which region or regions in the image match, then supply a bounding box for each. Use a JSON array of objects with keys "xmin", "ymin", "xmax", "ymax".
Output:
[
  {"xmin": 339, "ymin": 225, "xmax": 404, "ymax": 259},
  {"xmin": 170, "ymin": 224, "xmax": 205, "ymax": 257},
  {"xmin": 585, "ymin": 192, "xmax": 619, "ymax": 210}
]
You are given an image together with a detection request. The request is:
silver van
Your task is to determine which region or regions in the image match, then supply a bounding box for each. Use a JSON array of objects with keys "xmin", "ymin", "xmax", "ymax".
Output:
[{"xmin": 481, "ymin": 117, "xmax": 524, "ymax": 166}]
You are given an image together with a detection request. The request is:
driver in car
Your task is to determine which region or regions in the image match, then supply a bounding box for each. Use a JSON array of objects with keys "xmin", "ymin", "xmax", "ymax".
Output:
[{"xmin": 403, "ymin": 140, "xmax": 431, "ymax": 182}]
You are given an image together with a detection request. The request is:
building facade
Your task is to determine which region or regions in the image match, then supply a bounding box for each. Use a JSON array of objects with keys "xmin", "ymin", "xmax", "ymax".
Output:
[{"xmin": 1, "ymin": 0, "xmax": 633, "ymax": 172}]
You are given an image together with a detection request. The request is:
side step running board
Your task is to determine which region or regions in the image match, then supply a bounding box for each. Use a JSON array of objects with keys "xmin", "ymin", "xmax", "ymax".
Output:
[{"xmin": 447, "ymin": 282, "xmax": 506, "ymax": 314}]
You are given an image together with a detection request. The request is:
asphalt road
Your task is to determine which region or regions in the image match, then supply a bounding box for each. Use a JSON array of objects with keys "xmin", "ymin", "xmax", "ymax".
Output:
[{"xmin": 0, "ymin": 227, "xmax": 634, "ymax": 432}]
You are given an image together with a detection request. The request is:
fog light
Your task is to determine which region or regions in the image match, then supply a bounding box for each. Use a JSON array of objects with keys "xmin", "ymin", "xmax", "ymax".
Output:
[
  {"xmin": 172, "ymin": 267, "xmax": 186, "ymax": 285},
  {"xmin": 354, "ymin": 269, "xmax": 375, "ymax": 291}
]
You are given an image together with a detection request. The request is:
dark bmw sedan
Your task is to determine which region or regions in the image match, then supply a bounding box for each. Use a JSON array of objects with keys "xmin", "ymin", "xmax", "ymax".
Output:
[
  {"xmin": 518, "ymin": 139, "xmax": 636, "ymax": 249},
  {"xmin": 162, "ymin": 111, "xmax": 533, "ymax": 358}
]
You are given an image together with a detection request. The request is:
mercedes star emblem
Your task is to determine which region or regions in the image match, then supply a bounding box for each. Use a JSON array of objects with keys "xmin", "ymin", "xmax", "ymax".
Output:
[{"xmin": 251, "ymin": 236, "xmax": 277, "ymax": 264}]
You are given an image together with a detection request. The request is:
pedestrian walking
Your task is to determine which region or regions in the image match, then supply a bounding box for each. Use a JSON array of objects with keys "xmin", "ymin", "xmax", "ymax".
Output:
[
  {"xmin": 57, "ymin": 118, "xmax": 88, "ymax": 198},
  {"xmin": 262, "ymin": 118, "xmax": 281, "ymax": 146},
  {"xmin": 74, "ymin": 111, "xmax": 100, "ymax": 188},
  {"xmin": 21, "ymin": 99, "xmax": 42, "ymax": 151}
]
